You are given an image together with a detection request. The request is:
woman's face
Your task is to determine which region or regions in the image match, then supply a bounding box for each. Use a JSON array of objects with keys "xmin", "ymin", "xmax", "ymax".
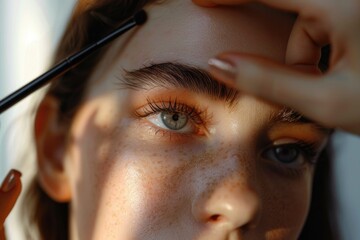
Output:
[{"xmin": 50, "ymin": 1, "xmax": 328, "ymax": 239}]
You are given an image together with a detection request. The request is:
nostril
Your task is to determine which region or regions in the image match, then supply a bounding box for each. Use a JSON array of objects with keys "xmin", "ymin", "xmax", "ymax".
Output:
[{"xmin": 209, "ymin": 214, "xmax": 222, "ymax": 222}]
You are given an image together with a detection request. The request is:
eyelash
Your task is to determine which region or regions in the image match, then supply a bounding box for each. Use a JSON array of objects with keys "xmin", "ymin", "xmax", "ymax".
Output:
[
  {"xmin": 134, "ymin": 98, "xmax": 210, "ymax": 136},
  {"xmin": 293, "ymin": 141, "xmax": 319, "ymax": 163},
  {"xmin": 263, "ymin": 140, "xmax": 320, "ymax": 177}
]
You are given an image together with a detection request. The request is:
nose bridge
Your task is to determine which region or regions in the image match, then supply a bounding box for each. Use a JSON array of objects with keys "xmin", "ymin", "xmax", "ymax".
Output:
[{"xmin": 191, "ymin": 152, "xmax": 261, "ymax": 232}]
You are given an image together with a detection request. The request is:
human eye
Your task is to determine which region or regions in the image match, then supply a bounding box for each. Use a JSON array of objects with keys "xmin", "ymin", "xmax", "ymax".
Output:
[
  {"xmin": 262, "ymin": 140, "xmax": 320, "ymax": 177},
  {"xmin": 134, "ymin": 97, "xmax": 210, "ymax": 139},
  {"xmin": 147, "ymin": 111, "xmax": 192, "ymax": 132}
]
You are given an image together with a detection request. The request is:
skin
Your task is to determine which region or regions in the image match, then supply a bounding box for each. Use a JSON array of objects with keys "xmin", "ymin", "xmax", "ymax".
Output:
[
  {"xmin": 33, "ymin": 0, "xmax": 329, "ymax": 239},
  {"xmin": 193, "ymin": 0, "xmax": 360, "ymax": 135}
]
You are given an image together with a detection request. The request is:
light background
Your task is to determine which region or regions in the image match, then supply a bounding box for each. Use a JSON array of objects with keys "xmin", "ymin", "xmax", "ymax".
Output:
[
  {"xmin": 0, "ymin": 0, "xmax": 75, "ymax": 239},
  {"xmin": 0, "ymin": 1, "xmax": 359, "ymax": 239}
]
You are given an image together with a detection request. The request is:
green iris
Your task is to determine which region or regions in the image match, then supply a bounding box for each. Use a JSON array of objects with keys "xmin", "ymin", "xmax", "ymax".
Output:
[{"xmin": 160, "ymin": 112, "xmax": 188, "ymax": 130}]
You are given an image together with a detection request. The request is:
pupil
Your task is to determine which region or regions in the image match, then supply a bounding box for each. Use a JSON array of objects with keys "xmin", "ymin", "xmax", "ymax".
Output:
[
  {"xmin": 172, "ymin": 114, "xmax": 179, "ymax": 121},
  {"xmin": 275, "ymin": 146, "xmax": 298, "ymax": 163}
]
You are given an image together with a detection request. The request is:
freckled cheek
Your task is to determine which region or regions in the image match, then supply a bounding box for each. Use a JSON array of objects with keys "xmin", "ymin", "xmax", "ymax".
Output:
[
  {"xmin": 72, "ymin": 138, "xmax": 191, "ymax": 237},
  {"xmin": 261, "ymin": 176, "xmax": 313, "ymax": 236},
  {"xmin": 96, "ymin": 135, "xmax": 195, "ymax": 224}
]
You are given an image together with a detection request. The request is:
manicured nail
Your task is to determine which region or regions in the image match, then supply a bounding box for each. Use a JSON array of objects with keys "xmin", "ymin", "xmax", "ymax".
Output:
[
  {"xmin": 208, "ymin": 57, "xmax": 237, "ymax": 84},
  {"xmin": 1, "ymin": 169, "xmax": 21, "ymax": 192}
]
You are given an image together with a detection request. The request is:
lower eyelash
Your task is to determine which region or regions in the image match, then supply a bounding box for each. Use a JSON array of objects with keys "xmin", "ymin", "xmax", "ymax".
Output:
[{"xmin": 153, "ymin": 127, "xmax": 197, "ymax": 141}]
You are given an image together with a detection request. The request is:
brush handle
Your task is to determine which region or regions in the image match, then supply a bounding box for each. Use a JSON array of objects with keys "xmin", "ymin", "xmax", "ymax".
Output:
[{"xmin": 0, "ymin": 10, "xmax": 146, "ymax": 114}]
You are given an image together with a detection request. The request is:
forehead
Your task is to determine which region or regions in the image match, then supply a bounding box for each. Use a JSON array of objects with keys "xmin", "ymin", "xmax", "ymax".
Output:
[
  {"xmin": 105, "ymin": 1, "xmax": 295, "ymax": 71},
  {"xmin": 86, "ymin": 0, "xmax": 295, "ymax": 94}
]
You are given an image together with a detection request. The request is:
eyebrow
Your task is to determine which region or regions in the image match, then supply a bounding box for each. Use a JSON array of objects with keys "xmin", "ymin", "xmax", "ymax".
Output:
[
  {"xmin": 270, "ymin": 107, "xmax": 331, "ymax": 134},
  {"xmin": 117, "ymin": 62, "xmax": 330, "ymax": 130},
  {"xmin": 119, "ymin": 62, "xmax": 239, "ymax": 105}
]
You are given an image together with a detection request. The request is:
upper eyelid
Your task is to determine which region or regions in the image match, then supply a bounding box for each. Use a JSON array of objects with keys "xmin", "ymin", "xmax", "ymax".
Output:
[{"xmin": 267, "ymin": 122, "xmax": 331, "ymax": 141}]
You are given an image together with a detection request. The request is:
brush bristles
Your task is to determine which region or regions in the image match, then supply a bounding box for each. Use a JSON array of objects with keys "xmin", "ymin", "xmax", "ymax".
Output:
[{"xmin": 134, "ymin": 10, "xmax": 147, "ymax": 25}]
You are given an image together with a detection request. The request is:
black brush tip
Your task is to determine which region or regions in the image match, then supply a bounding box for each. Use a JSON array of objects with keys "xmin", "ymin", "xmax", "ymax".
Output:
[{"xmin": 134, "ymin": 10, "xmax": 147, "ymax": 25}]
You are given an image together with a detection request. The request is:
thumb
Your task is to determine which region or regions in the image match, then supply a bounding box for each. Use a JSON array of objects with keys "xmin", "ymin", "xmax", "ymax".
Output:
[
  {"xmin": 0, "ymin": 169, "xmax": 22, "ymax": 240},
  {"xmin": 208, "ymin": 53, "xmax": 329, "ymax": 123}
]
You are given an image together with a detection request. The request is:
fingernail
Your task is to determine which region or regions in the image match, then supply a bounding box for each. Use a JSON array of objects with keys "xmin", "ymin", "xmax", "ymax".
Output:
[
  {"xmin": 1, "ymin": 169, "xmax": 22, "ymax": 192},
  {"xmin": 208, "ymin": 57, "xmax": 237, "ymax": 84}
]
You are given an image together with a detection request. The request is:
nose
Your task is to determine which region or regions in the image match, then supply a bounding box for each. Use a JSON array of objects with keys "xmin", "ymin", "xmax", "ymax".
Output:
[{"xmin": 191, "ymin": 159, "xmax": 261, "ymax": 232}]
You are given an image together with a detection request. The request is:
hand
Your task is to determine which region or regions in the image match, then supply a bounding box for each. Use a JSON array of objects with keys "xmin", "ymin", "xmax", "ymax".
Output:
[
  {"xmin": 193, "ymin": 0, "xmax": 360, "ymax": 135},
  {"xmin": 0, "ymin": 170, "xmax": 22, "ymax": 240}
]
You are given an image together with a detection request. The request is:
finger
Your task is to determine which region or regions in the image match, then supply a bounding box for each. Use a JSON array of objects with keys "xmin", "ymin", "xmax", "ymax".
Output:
[
  {"xmin": 286, "ymin": 17, "xmax": 330, "ymax": 69},
  {"xmin": 193, "ymin": 0, "xmax": 331, "ymax": 62},
  {"xmin": 193, "ymin": 0, "xmax": 302, "ymax": 12},
  {"xmin": 0, "ymin": 170, "xmax": 22, "ymax": 228},
  {"xmin": 208, "ymin": 53, "xmax": 335, "ymax": 124},
  {"xmin": 286, "ymin": 18, "xmax": 325, "ymax": 67},
  {"xmin": 0, "ymin": 228, "xmax": 4, "ymax": 240}
]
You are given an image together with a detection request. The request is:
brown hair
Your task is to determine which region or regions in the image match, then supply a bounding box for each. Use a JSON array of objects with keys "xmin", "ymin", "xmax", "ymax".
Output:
[{"xmin": 22, "ymin": 1, "xmax": 337, "ymax": 239}]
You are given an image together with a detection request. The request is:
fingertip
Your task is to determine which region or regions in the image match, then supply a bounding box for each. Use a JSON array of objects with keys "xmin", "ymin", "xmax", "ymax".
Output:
[
  {"xmin": 1, "ymin": 170, "xmax": 22, "ymax": 193},
  {"xmin": 208, "ymin": 57, "xmax": 238, "ymax": 86},
  {"xmin": 209, "ymin": 53, "xmax": 265, "ymax": 84},
  {"xmin": 0, "ymin": 169, "xmax": 22, "ymax": 227}
]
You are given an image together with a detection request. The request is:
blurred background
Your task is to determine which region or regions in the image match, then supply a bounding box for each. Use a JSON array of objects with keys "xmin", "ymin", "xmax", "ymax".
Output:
[
  {"xmin": 0, "ymin": 0, "xmax": 359, "ymax": 239},
  {"xmin": 0, "ymin": 0, "xmax": 75, "ymax": 239},
  {"xmin": 0, "ymin": 0, "xmax": 75, "ymax": 173}
]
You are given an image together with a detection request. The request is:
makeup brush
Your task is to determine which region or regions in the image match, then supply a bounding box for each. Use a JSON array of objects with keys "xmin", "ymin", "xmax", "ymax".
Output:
[{"xmin": 0, "ymin": 9, "xmax": 147, "ymax": 114}]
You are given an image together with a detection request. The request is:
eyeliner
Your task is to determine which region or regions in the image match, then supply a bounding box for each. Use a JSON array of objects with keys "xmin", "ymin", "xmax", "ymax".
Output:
[{"xmin": 0, "ymin": 9, "xmax": 147, "ymax": 114}]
